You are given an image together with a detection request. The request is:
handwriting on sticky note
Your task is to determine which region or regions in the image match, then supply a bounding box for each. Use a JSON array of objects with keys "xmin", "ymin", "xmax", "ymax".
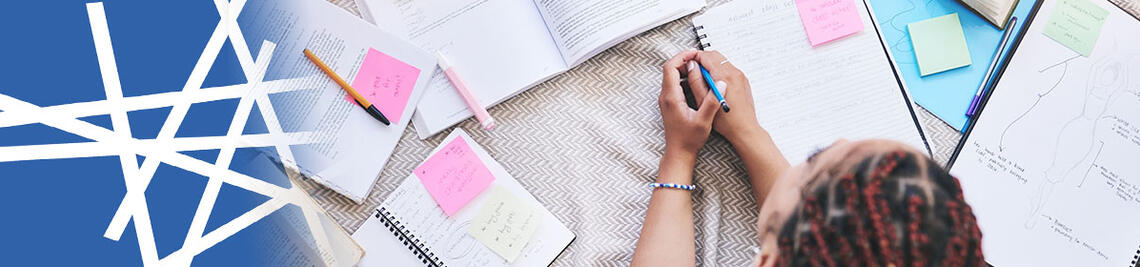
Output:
[
  {"xmin": 347, "ymin": 48, "xmax": 421, "ymax": 120},
  {"xmin": 1043, "ymin": 0, "xmax": 1108, "ymax": 56},
  {"xmin": 467, "ymin": 186, "xmax": 540, "ymax": 262},
  {"xmin": 796, "ymin": 0, "xmax": 864, "ymax": 46},
  {"xmin": 908, "ymin": 13, "xmax": 972, "ymax": 76},
  {"xmin": 415, "ymin": 136, "xmax": 495, "ymax": 216}
]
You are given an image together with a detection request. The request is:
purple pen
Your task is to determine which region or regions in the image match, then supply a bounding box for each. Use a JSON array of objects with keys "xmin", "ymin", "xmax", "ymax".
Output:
[{"xmin": 967, "ymin": 17, "xmax": 1018, "ymax": 117}]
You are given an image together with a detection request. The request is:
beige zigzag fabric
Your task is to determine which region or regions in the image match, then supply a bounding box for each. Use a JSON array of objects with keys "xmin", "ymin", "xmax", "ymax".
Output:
[{"xmin": 297, "ymin": 0, "xmax": 965, "ymax": 265}]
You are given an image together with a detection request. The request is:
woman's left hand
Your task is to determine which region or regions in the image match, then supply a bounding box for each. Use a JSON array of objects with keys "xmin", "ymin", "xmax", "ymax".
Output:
[{"xmin": 659, "ymin": 50, "xmax": 720, "ymax": 160}]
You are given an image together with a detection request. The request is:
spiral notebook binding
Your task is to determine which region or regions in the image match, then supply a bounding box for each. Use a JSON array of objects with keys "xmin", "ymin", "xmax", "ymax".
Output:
[
  {"xmin": 376, "ymin": 207, "xmax": 445, "ymax": 267},
  {"xmin": 694, "ymin": 24, "xmax": 711, "ymax": 50},
  {"xmin": 1130, "ymin": 243, "xmax": 1139, "ymax": 267}
]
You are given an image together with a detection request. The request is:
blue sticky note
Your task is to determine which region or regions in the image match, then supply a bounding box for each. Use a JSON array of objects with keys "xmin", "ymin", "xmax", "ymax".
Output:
[{"xmin": 869, "ymin": 0, "xmax": 1039, "ymax": 130}]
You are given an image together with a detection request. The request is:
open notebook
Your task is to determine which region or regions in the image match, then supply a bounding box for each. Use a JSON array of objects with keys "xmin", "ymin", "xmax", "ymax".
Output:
[
  {"xmin": 949, "ymin": 0, "xmax": 1140, "ymax": 265},
  {"xmin": 691, "ymin": 0, "xmax": 929, "ymax": 163},
  {"xmin": 961, "ymin": 0, "xmax": 1021, "ymax": 28},
  {"xmin": 353, "ymin": 129, "xmax": 575, "ymax": 266},
  {"xmin": 355, "ymin": 0, "xmax": 707, "ymax": 138}
]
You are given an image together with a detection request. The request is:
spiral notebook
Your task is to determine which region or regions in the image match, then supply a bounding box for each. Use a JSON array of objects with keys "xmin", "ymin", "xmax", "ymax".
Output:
[
  {"xmin": 690, "ymin": 0, "xmax": 930, "ymax": 163},
  {"xmin": 352, "ymin": 129, "xmax": 575, "ymax": 267}
]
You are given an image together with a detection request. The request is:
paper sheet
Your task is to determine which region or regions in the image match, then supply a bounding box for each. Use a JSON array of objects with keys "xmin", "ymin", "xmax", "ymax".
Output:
[
  {"xmin": 795, "ymin": 0, "xmax": 864, "ymax": 46},
  {"xmin": 240, "ymin": 0, "xmax": 435, "ymax": 202},
  {"xmin": 950, "ymin": 0, "xmax": 1140, "ymax": 265},
  {"xmin": 692, "ymin": 0, "xmax": 928, "ymax": 162},
  {"xmin": 467, "ymin": 186, "xmax": 540, "ymax": 262},
  {"xmin": 908, "ymin": 13, "xmax": 972, "ymax": 76},
  {"xmin": 414, "ymin": 135, "xmax": 496, "ymax": 216},
  {"xmin": 345, "ymin": 48, "xmax": 421, "ymax": 120},
  {"xmin": 1043, "ymin": 0, "xmax": 1108, "ymax": 56}
]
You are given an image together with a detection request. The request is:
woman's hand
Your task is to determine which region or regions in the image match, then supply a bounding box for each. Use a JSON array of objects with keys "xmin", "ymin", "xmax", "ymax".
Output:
[
  {"xmin": 659, "ymin": 50, "xmax": 720, "ymax": 160},
  {"xmin": 686, "ymin": 51, "xmax": 763, "ymax": 145}
]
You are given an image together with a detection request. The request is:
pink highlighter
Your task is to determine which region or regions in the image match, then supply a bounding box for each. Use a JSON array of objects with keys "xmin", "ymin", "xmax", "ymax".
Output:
[{"xmin": 436, "ymin": 52, "xmax": 495, "ymax": 130}]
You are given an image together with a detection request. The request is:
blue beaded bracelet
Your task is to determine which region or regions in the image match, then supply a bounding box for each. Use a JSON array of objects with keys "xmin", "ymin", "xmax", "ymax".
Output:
[{"xmin": 650, "ymin": 182, "xmax": 695, "ymax": 191}]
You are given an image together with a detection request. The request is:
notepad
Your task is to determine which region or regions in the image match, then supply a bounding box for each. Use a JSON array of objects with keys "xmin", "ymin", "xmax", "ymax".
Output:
[
  {"xmin": 909, "ymin": 13, "xmax": 973, "ymax": 76},
  {"xmin": 692, "ymin": 0, "xmax": 929, "ymax": 163},
  {"xmin": 414, "ymin": 134, "xmax": 495, "ymax": 216},
  {"xmin": 352, "ymin": 129, "xmax": 575, "ymax": 267},
  {"xmin": 467, "ymin": 185, "xmax": 541, "ymax": 262},
  {"xmin": 796, "ymin": 0, "xmax": 865, "ymax": 46},
  {"xmin": 346, "ymin": 48, "xmax": 421, "ymax": 120},
  {"xmin": 1043, "ymin": 0, "xmax": 1108, "ymax": 56}
]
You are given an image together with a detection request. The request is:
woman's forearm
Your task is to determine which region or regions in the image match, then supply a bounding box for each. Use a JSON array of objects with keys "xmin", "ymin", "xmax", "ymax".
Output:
[
  {"xmin": 631, "ymin": 150, "xmax": 698, "ymax": 267},
  {"xmin": 727, "ymin": 127, "xmax": 789, "ymax": 206}
]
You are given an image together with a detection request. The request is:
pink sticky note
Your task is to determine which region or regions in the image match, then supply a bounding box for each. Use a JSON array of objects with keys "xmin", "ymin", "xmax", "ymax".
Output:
[
  {"xmin": 795, "ymin": 0, "xmax": 864, "ymax": 47},
  {"xmin": 346, "ymin": 48, "xmax": 421, "ymax": 121},
  {"xmin": 414, "ymin": 136, "xmax": 495, "ymax": 216}
]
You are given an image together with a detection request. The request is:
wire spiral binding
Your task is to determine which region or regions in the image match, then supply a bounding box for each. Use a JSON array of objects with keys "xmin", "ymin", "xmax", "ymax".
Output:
[
  {"xmin": 1131, "ymin": 243, "xmax": 1139, "ymax": 267},
  {"xmin": 376, "ymin": 207, "xmax": 445, "ymax": 267},
  {"xmin": 694, "ymin": 25, "xmax": 711, "ymax": 49}
]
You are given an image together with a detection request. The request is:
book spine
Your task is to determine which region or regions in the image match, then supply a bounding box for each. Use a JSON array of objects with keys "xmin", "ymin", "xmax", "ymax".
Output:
[
  {"xmin": 376, "ymin": 207, "xmax": 446, "ymax": 267},
  {"xmin": 694, "ymin": 25, "xmax": 711, "ymax": 50}
]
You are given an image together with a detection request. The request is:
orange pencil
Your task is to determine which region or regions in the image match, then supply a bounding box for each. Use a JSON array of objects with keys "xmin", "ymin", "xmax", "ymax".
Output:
[{"xmin": 303, "ymin": 48, "xmax": 391, "ymax": 125}]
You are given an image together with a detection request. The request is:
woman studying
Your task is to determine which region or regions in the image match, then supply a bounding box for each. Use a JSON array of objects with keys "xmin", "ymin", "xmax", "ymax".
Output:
[{"xmin": 631, "ymin": 50, "xmax": 986, "ymax": 267}]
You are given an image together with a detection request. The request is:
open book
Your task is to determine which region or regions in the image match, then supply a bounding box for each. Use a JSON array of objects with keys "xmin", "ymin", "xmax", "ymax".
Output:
[
  {"xmin": 961, "ymin": 0, "xmax": 1021, "ymax": 28},
  {"xmin": 355, "ymin": 0, "xmax": 707, "ymax": 138}
]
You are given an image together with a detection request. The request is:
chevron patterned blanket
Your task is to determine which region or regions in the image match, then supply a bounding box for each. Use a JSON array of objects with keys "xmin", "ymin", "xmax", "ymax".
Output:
[{"xmin": 306, "ymin": 0, "xmax": 962, "ymax": 265}]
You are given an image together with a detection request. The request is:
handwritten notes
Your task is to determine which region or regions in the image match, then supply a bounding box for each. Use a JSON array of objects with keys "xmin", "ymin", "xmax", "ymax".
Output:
[
  {"xmin": 908, "ymin": 13, "xmax": 972, "ymax": 76},
  {"xmin": 347, "ymin": 48, "xmax": 421, "ymax": 120},
  {"xmin": 1043, "ymin": 0, "xmax": 1108, "ymax": 56},
  {"xmin": 795, "ymin": 0, "xmax": 864, "ymax": 46},
  {"xmin": 414, "ymin": 136, "xmax": 495, "ymax": 216},
  {"xmin": 467, "ymin": 186, "xmax": 540, "ymax": 262}
]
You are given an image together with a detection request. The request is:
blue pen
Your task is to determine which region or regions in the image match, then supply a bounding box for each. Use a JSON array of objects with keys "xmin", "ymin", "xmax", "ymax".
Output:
[{"xmin": 699, "ymin": 64, "xmax": 731, "ymax": 112}]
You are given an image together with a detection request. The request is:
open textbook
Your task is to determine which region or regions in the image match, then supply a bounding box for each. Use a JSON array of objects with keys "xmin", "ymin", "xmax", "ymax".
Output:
[
  {"xmin": 353, "ymin": 129, "xmax": 575, "ymax": 267},
  {"xmin": 949, "ymin": 0, "xmax": 1140, "ymax": 265},
  {"xmin": 240, "ymin": 0, "xmax": 435, "ymax": 202},
  {"xmin": 355, "ymin": 0, "xmax": 707, "ymax": 138},
  {"xmin": 691, "ymin": 0, "xmax": 929, "ymax": 163}
]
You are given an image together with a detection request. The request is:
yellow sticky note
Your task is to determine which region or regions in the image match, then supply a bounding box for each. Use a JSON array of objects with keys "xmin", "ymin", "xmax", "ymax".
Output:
[
  {"xmin": 908, "ymin": 13, "xmax": 972, "ymax": 76},
  {"xmin": 1043, "ymin": 0, "xmax": 1108, "ymax": 56},
  {"xmin": 467, "ymin": 186, "xmax": 540, "ymax": 262}
]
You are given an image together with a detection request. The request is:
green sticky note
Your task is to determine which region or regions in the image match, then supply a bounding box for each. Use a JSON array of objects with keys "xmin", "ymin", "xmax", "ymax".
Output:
[
  {"xmin": 467, "ymin": 186, "xmax": 540, "ymax": 262},
  {"xmin": 1043, "ymin": 0, "xmax": 1108, "ymax": 56},
  {"xmin": 908, "ymin": 13, "xmax": 972, "ymax": 76}
]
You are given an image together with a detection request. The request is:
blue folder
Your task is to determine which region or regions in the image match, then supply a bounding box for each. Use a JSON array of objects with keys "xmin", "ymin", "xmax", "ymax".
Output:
[{"xmin": 869, "ymin": 0, "xmax": 1040, "ymax": 130}]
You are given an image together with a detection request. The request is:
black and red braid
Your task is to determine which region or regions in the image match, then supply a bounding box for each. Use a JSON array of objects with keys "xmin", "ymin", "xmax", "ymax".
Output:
[{"xmin": 776, "ymin": 150, "xmax": 985, "ymax": 267}]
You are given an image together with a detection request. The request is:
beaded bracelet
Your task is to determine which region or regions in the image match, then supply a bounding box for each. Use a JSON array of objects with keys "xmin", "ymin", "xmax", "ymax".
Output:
[{"xmin": 650, "ymin": 182, "xmax": 695, "ymax": 191}]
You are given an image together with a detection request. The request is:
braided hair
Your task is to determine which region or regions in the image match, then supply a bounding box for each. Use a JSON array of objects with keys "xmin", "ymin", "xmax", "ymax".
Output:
[{"xmin": 775, "ymin": 150, "xmax": 984, "ymax": 267}]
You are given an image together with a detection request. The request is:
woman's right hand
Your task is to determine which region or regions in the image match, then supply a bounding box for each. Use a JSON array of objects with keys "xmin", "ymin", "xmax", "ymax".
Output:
[{"xmin": 687, "ymin": 51, "xmax": 763, "ymax": 144}]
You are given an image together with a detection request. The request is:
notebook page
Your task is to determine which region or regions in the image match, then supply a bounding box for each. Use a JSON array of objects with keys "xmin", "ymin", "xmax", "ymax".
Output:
[
  {"xmin": 950, "ymin": 0, "xmax": 1140, "ymax": 265},
  {"xmin": 239, "ymin": 0, "xmax": 436, "ymax": 202},
  {"xmin": 356, "ymin": 0, "xmax": 569, "ymax": 139},
  {"xmin": 534, "ymin": 0, "xmax": 706, "ymax": 66},
  {"xmin": 352, "ymin": 210, "xmax": 425, "ymax": 267},
  {"xmin": 376, "ymin": 129, "xmax": 575, "ymax": 266},
  {"xmin": 692, "ymin": 0, "xmax": 927, "ymax": 163}
]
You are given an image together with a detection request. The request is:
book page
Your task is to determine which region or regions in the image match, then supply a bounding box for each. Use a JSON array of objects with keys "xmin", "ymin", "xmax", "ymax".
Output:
[
  {"xmin": 355, "ymin": 0, "xmax": 568, "ymax": 138},
  {"xmin": 375, "ymin": 129, "xmax": 575, "ymax": 267},
  {"xmin": 240, "ymin": 0, "xmax": 436, "ymax": 202},
  {"xmin": 691, "ymin": 0, "xmax": 927, "ymax": 163},
  {"xmin": 949, "ymin": 0, "xmax": 1140, "ymax": 265},
  {"xmin": 534, "ymin": 0, "xmax": 705, "ymax": 66}
]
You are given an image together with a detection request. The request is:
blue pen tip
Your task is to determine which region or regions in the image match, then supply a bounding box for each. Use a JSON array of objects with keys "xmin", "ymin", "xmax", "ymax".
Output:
[{"xmin": 720, "ymin": 102, "xmax": 730, "ymax": 112}]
